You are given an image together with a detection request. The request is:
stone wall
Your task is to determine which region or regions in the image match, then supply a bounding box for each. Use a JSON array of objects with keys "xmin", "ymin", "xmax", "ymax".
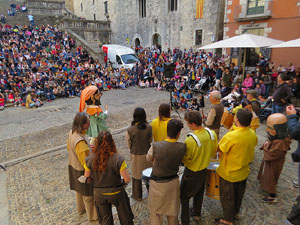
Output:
[
  {"xmin": 58, "ymin": 18, "xmax": 111, "ymax": 46},
  {"xmin": 26, "ymin": 0, "xmax": 65, "ymax": 15},
  {"xmin": 71, "ymin": 0, "xmax": 106, "ymax": 21},
  {"xmin": 107, "ymin": 0, "xmax": 225, "ymax": 51}
]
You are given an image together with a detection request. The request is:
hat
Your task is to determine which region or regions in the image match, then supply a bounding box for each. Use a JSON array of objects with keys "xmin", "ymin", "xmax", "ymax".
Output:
[{"xmin": 246, "ymin": 89, "xmax": 257, "ymax": 98}]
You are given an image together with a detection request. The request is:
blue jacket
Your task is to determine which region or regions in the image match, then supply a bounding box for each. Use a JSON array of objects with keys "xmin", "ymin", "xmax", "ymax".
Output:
[{"xmin": 288, "ymin": 114, "xmax": 300, "ymax": 162}]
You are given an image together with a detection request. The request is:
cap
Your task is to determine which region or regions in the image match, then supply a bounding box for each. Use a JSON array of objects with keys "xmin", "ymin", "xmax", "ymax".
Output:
[{"xmin": 246, "ymin": 89, "xmax": 257, "ymax": 98}]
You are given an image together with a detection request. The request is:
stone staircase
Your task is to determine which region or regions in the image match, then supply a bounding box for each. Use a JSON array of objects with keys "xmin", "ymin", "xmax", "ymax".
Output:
[
  {"xmin": 0, "ymin": 0, "xmax": 64, "ymax": 26},
  {"xmin": 0, "ymin": 0, "xmax": 109, "ymax": 62}
]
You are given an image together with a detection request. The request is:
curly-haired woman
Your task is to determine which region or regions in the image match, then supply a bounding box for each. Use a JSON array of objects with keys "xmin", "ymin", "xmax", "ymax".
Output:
[{"xmin": 87, "ymin": 131, "xmax": 134, "ymax": 225}]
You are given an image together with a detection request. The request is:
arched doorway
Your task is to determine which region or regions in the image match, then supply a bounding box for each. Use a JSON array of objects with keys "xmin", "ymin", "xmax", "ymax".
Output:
[
  {"xmin": 135, "ymin": 38, "xmax": 141, "ymax": 54},
  {"xmin": 135, "ymin": 38, "xmax": 141, "ymax": 48},
  {"xmin": 152, "ymin": 33, "xmax": 161, "ymax": 47}
]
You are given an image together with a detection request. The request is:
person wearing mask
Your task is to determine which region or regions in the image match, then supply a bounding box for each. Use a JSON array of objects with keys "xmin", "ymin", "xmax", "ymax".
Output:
[
  {"xmin": 126, "ymin": 107, "xmax": 152, "ymax": 201},
  {"xmin": 147, "ymin": 119, "xmax": 186, "ymax": 225},
  {"xmin": 87, "ymin": 131, "xmax": 134, "ymax": 225},
  {"xmin": 67, "ymin": 112, "xmax": 98, "ymax": 222},
  {"xmin": 151, "ymin": 103, "xmax": 171, "ymax": 142},
  {"xmin": 181, "ymin": 111, "xmax": 218, "ymax": 224},
  {"xmin": 257, "ymin": 113, "xmax": 291, "ymax": 203},
  {"xmin": 216, "ymin": 109, "xmax": 257, "ymax": 225}
]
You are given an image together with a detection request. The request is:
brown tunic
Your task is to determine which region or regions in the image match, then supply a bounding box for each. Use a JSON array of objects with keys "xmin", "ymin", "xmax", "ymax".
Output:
[
  {"xmin": 87, "ymin": 152, "xmax": 125, "ymax": 194},
  {"xmin": 67, "ymin": 130, "xmax": 93, "ymax": 196},
  {"xmin": 126, "ymin": 124, "xmax": 152, "ymax": 179},
  {"xmin": 257, "ymin": 138, "xmax": 291, "ymax": 194},
  {"xmin": 147, "ymin": 141, "xmax": 186, "ymax": 216}
]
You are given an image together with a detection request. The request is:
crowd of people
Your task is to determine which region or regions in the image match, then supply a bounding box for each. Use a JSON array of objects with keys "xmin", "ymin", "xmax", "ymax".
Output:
[{"xmin": 1, "ymin": 22, "xmax": 300, "ymax": 113}]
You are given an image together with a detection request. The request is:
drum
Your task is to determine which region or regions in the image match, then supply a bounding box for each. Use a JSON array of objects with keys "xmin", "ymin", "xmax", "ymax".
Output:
[
  {"xmin": 206, "ymin": 161, "xmax": 220, "ymax": 200},
  {"xmin": 221, "ymin": 110, "xmax": 234, "ymax": 130},
  {"xmin": 142, "ymin": 167, "xmax": 152, "ymax": 191}
]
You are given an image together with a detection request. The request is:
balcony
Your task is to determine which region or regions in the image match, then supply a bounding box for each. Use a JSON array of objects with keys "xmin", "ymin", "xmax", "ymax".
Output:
[{"xmin": 234, "ymin": 0, "xmax": 273, "ymax": 22}]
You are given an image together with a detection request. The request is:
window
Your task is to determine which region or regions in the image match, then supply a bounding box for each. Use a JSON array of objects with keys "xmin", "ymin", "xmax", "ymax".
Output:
[
  {"xmin": 104, "ymin": 1, "xmax": 108, "ymax": 14},
  {"xmin": 247, "ymin": 0, "xmax": 264, "ymax": 15},
  {"xmin": 94, "ymin": 14, "xmax": 96, "ymax": 20},
  {"xmin": 116, "ymin": 55, "xmax": 122, "ymax": 65},
  {"xmin": 92, "ymin": 0, "xmax": 95, "ymax": 5},
  {"xmin": 168, "ymin": 0, "xmax": 178, "ymax": 12},
  {"xmin": 139, "ymin": 0, "xmax": 146, "ymax": 18},
  {"xmin": 195, "ymin": 30, "xmax": 203, "ymax": 45},
  {"xmin": 81, "ymin": 3, "xmax": 83, "ymax": 11}
]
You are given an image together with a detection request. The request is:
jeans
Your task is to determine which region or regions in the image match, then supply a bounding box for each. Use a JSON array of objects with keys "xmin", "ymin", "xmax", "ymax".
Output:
[
  {"xmin": 46, "ymin": 94, "xmax": 55, "ymax": 101},
  {"xmin": 272, "ymin": 104, "xmax": 284, "ymax": 114}
]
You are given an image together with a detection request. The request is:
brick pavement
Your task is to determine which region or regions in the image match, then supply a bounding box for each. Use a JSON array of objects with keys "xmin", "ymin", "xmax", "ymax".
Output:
[{"xmin": 1, "ymin": 87, "xmax": 299, "ymax": 225}]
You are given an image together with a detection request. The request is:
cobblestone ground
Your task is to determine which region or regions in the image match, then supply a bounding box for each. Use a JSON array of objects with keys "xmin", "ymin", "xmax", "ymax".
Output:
[{"xmin": 1, "ymin": 87, "xmax": 299, "ymax": 225}]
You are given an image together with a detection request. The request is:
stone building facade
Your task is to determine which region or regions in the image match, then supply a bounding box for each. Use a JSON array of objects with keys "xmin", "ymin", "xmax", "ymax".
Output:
[
  {"xmin": 65, "ymin": 0, "xmax": 106, "ymax": 21},
  {"xmin": 66, "ymin": 0, "xmax": 225, "ymax": 51}
]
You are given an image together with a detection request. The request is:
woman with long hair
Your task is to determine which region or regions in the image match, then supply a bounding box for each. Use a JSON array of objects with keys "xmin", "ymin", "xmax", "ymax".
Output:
[
  {"xmin": 87, "ymin": 131, "xmax": 134, "ymax": 225},
  {"xmin": 126, "ymin": 107, "xmax": 152, "ymax": 200},
  {"xmin": 151, "ymin": 103, "xmax": 171, "ymax": 142}
]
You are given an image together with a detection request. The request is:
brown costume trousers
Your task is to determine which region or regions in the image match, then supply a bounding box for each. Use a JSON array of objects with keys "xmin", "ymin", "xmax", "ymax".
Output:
[
  {"xmin": 75, "ymin": 191, "xmax": 98, "ymax": 221},
  {"xmin": 94, "ymin": 188, "xmax": 134, "ymax": 225},
  {"xmin": 132, "ymin": 178, "xmax": 143, "ymax": 200},
  {"xmin": 180, "ymin": 168, "xmax": 207, "ymax": 225},
  {"xmin": 219, "ymin": 177, "xmax": 247, "ymax": 222}
]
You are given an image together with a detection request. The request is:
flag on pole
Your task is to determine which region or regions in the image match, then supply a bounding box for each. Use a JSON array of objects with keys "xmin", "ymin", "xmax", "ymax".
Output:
[{"xmin": 196, "ymin": 0, "xmax": 204, "ymax": 18}]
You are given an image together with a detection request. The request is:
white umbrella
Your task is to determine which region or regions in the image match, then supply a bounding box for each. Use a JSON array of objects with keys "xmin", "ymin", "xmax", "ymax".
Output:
[
  {"xmin": 269, "ymin": 38, "xmax": 300, "ymax": 48},
  {"xmin": 198, "ymin": 33, "xmax": 283, "ymax": 49}
]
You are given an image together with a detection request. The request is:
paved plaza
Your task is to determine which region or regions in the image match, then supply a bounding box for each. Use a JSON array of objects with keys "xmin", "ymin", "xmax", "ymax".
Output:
[{"xmin": 0, "ymin": 87, "xmax": 299, "ymax": 225}]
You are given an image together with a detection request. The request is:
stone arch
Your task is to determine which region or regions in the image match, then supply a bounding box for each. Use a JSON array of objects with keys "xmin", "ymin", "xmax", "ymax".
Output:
[
  {"xmin": 135, "ymin": 38, "xmax": 141, "ymax": 48},
  {"xmin": 132, "ymin": 33, "xmax": 144, "ymax": 48},
  {"xmin": 152, "ymin": 33, "xmax": 161, "ymax": 47}
]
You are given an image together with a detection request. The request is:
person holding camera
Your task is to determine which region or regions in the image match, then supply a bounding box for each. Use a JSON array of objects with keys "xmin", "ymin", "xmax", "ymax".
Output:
[
  {"xmin": 286, "ymin": 105, "xmax": 300, "ymax": 182},
  {"xmin": 286, "ymin": 105, "xmax": 300, "ymax": 225}
]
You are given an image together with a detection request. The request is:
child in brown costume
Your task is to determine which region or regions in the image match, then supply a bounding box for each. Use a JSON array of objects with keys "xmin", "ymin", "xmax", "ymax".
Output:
[{"xmin": 257, "ymin": 113, "xmax": 291, "ymax": 203}]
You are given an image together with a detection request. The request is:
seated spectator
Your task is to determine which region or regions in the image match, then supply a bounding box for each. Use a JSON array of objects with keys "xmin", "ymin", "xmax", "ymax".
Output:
[
  {"xmin": 171, "ymin": 94, "xmax": 179, "ymax": 109},
  {"xmin": 7, "ymin": 91, "xmax": 14, "ymax": 103},
  {"xmin": 25, "ymin": 91, "xmax": 37, "ymax": 108},
  {"xmin": 258, "ymin": 95, "xmax": 268, "ymax": 108},
  {"xmin": 14, "ymin": 92, "xmax": 22, "ymax": 107},
  {"xmin": 32, "ymin": 93, "xmax": 43, "ymax": 107},
  {"xmin": 0, "ymin": 92, "xmax": 5, "ymax": 110},
  {"xmin": 189, "ymin": 98, "xmax": 200, "ymax": 111},
  {"xmin": 242, "ymin": 73, "xmax": 254, "ymax": 95},
  {"xmin": 186, "ymin": 89, "xmax": 193, "ymax": 101},
  {"xmin": 120, "ymin": 80, "xmax": 126, "ymax": 90},
  {"xmin": 180, "ymin": 89, "xmax": 187, "ymax": 99},
  {"xmin": 179, "ymin": 96, "xmax": 188, "ymax": 111},
  {"xmin": 44, "ymin": 84, "xmax": 55, "ymax": 101}
]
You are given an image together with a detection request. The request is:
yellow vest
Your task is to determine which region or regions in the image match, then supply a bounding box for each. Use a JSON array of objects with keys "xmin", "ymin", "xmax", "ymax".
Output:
[{"xmin": 150, "ymin": 117, "xmax": 171, "ymax": 142}]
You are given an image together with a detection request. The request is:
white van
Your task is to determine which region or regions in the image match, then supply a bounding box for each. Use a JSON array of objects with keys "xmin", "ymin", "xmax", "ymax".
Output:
[{"xmin": 102, "ymin": 44, "xmax": 139, "ymax": 70}]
